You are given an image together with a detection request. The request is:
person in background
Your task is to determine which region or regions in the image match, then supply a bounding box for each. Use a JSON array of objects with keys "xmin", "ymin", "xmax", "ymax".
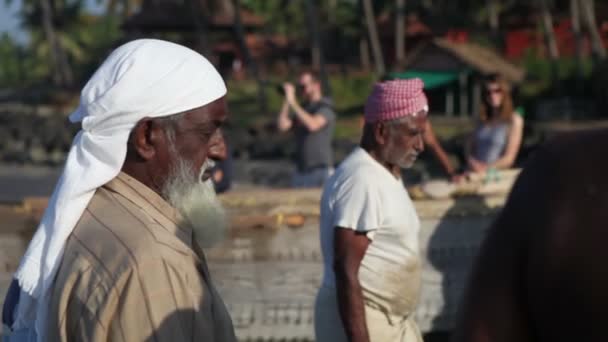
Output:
[
  {"xmin": 465, "ymin": 73, "xmax": 523, "ymax": 174},
  {"xmin": 315, "ymin": 78, "xmax": 428, "ymax": 342},
  {"xmin": 277, "ymin": 71, "xmax": 336, "ymax": 188}
]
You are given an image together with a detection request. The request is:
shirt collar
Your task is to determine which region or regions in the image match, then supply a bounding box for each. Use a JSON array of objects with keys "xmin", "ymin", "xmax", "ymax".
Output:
[
  {"xmin": 356, "ymin": 146, "xmax": 403, "ymax": 183},
  {"xmin": 103, "ymin": 172, "xmax": 193, "ymax": 253}
]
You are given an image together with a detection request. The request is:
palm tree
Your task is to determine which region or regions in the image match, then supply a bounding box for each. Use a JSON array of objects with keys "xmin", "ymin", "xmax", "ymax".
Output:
[
  {"xmin": 539, "ymin": 0, "xmax": 559, "ymax": 82},
  {"xmin": 571, "ymin": 0, "xmax": 585, "ymax": 84},
  {"xmin": 231, "ymin": 0, "xmax": 267, "ymax": 113},
  {"xmin": 395, "ymin": 0, "xmax": 406, "ymax": 67},
  {"xmin": 360, "ymin": 36, "xmax": 371, "ymax": 71},
  {"xmin": 304, "ymin": 0, "xmax": 331, "ymax": 96},
  {"xmin": 39, "ymin": 0, "xmax": 73, "ymax": 87},
  {"xmin": 106, "ymin": 0, "xmax": 143, "ymax": 18},
  {"xmin": 362, "ymin": 0, "xmax": 385, "ymax": 75},
  {"xmin": 212, "ymin": 0, "xmax": 236, "ymax": 18},
  {"xmin": 580, "ymin": 0, "xmax": 606, "ymax": 60},
  {"xmin": 487, "ymin": 0, "xmax": 500, "ymax": 48}
]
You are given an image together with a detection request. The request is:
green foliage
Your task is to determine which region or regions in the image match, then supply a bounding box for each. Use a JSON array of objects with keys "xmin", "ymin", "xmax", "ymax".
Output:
[
  {"xmin": 0, "ymin": 34, "xmax": 23, "ymax": 86},
  {"xmin": 240, "ymin": 0, "xmax": 307, "ymax": 38},
  {"xmin": 73, "ymin": 15, "xmax": 123, "ymax": 79},
  {"xmin": 519, "ymin": 48, "xmax": 594, "ymax": 97},
  {"xmin": 329, "ymin": 73, "xmax": 375, "ymax": 115},
  {"xmin": 0, "ymin": 0, "xmax": 124, "ymax": 87}
]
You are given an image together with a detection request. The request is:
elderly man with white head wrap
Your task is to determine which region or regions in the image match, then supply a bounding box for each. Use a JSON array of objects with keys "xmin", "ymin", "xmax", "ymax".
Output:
[{"xmin": 2, "ymin": 39, "xmax": 236, "ymax": 341}]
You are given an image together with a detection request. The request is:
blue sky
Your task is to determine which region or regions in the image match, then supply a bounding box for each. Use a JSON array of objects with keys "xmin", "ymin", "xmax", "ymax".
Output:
[
  {"xmin": 0, "ymin": 0, "xmax": 27, "ymax": 43},
  {"xmin": 0, "ymin": 0, "xmax": 107, "ymax": 44}
]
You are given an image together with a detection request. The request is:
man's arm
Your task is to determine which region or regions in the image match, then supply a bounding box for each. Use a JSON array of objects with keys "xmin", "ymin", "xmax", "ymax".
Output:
[
  {"xmin": 288, "ymin": 100, "xmax": 328, "ymax": 132},
  {"xmin": 423, "ymin": 120, "xmax": 456, "ymax": 177},
  {"xmin": 283, "ymin": 83, "xmax": 328, "ymax": 132},
  {"xmin": 334, "ymin": 228, "xmax": 371, "ymax": 342},
  {"xmin": 277, "ymin": 100, "xmax": 293, "ymax": 132}
]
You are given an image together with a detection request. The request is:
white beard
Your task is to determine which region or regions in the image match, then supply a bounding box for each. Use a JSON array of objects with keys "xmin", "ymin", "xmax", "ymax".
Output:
[{"xmin": 161, "ymin": 158, "xmax": 227, "ymax": 248}]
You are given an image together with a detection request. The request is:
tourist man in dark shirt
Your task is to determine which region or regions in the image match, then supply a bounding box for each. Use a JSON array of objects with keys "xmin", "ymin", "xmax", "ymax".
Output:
[{"xmin": 277, "ymin": 71, "xmax": 336, "ymax": 187}]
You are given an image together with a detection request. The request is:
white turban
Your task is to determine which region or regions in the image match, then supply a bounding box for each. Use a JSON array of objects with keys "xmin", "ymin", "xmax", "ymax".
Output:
[{"xmin": 11, "ymin": 39, "xmax": 226, "ymax": 339}]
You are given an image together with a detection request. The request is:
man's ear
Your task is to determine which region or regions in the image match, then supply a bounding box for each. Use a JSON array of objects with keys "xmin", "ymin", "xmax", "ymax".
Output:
[
  {"xmin": 130, "ymin": 118, "xmax": 166, "ymax": 160},
  {"xmin": 374, "ymin": 122, "xmax": 389, "ymax": 146}
]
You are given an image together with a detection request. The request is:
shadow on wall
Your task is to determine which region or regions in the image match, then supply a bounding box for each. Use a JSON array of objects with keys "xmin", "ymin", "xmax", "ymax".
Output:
[{"xmin": 422, "ymin": 195, "xmax": 498, "ymax": 341}]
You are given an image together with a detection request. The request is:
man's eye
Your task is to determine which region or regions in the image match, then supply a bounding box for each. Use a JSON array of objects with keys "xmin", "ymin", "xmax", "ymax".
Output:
[{"xmin": 199, "ymin": 129, "xmax": 215, "ymax": 139}]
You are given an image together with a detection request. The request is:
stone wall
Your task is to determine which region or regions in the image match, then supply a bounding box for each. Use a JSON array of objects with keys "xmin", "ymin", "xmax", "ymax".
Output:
[{"xmin": 0, "ymin": 105, "xmax": 77, "ymax": 165}]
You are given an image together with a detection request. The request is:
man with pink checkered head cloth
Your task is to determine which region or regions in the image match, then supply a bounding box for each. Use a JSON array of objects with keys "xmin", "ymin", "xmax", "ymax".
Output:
[{"xmin": 315, "ymin": 78, "xmax": 428, "ymax": 342}]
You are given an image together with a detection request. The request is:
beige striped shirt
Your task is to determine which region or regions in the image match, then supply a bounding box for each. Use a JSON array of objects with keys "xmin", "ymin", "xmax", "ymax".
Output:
[{"xmin": 46, "ymin": 172, "xmax": 235, "ymax": 341}]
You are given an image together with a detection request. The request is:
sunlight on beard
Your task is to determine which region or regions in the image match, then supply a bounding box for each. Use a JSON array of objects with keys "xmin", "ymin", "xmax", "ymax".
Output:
[
  {"xmin": 162, "ymin": 158, "xmax": 227, "ymax": 248},
  {"xmin": 386, "ymin": 138, "xmax": 417, "ymax": 170}
]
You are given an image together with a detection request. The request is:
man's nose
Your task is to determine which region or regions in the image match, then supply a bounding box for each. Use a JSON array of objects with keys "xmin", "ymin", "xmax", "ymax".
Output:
[
  {"xmin": 415, "ymin": 134, "xmax": 425, "ymax": 153},
  {"xmin": 208, "ymin": 130, "xmax": 227, "ymax": 161}
]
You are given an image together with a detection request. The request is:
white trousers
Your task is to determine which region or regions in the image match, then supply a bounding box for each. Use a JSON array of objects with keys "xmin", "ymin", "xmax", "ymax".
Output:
[{"xmin": 314, "ymin": 285, "xmax": 423, "ymax": 342}]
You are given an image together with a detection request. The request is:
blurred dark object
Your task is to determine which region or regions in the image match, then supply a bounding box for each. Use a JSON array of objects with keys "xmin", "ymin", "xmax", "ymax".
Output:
[
  {"xmin": 212, "ymin": 145, "xmax": 233, "ymax": 194},
  {"xmin": 274, "ymin": 84, "xmax": 285, "ymax": 96}
]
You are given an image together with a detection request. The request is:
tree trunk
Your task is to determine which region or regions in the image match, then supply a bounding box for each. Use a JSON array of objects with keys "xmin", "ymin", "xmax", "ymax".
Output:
[
  {"xmin": 360, "ymin": 37, "xmax": 371, "ymax": 71},
  {"xmin": 580, "ymin": 0, "xmax": 606, "ymax": 60},
  {"xmin": 190, "ymin": 0, "xmax": 210, "ymax": 57},
  {"xmin": 305, "ymin": 0, "xmax": 331, "ymax": 96},
  {"xmin": 213, "ymin": 0, "xmax": 235, "ymax": 18},
  {"xmin": 328, "ymin": 0, "xmax": 337, "ymax": 24},
  {"xmin": 539, "ymin": 0, "xmax": 560, "ymax": 83},
  {"xmin": 362, "ymin": 0, "xmax": 385, "ymax": 75},
  {"xmin": 395, "ymin": 0, "xmax": 406, "ymax": 68},
  {"xmin": 487, "ymin": 0, "xmax": 501, "ymax": 49},
  {"xmin": 571, "ymin": 0, "xmax": 585, "ymax": 85},
  {"xmin": 39, "ymin": 0, "xmax": 73, "ymax": 87},
  {"xmin": 232, "ymin": 0, "xmax": 267, "ymax": 113}
]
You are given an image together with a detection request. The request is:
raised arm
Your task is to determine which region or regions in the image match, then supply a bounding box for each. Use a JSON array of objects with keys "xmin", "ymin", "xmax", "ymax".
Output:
[
  {"xmin": 277, "ymin": 99, "xmax": 293, "ymax": 132},
  {"xmin": 284, "ymin": 83, "xmax": 328, "ymax": 132}
]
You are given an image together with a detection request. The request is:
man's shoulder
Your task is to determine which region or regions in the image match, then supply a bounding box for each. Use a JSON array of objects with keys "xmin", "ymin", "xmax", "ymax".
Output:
[
  {"xmin": 334, "ymin": 148, "xmax": 382, "ymax": 178},
  {"xmin": 309, "ymin": 97, "xmax": 335, "ymax": 115},
  {"xmin": 67, "ymin": 187, "xmax": 186, "ymax": 273},
  {"xmin": 324, "ymin": 157, "xmax": 382, "ymax": 200}
]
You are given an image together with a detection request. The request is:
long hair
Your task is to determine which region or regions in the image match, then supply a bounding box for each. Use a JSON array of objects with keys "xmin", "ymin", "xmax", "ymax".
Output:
[{"xmin": 479, "ymin": 73, "xmax": 514, "ymax": 123}]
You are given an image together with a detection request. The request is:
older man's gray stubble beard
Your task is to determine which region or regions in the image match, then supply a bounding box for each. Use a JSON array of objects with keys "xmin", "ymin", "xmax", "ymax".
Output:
[
  {"xmin": 161, "ymin": 152, "xmax": 227, "ymax": 248},
  {"xmin": 385, "ymin": 121, "xmax": 418, "ymax": 170}
]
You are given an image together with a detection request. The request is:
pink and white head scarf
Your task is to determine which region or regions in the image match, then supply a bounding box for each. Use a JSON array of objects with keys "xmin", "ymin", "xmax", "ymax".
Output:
[{"xmin": 364, "ymin": 78, "xmax": 428, "ymax": 123}]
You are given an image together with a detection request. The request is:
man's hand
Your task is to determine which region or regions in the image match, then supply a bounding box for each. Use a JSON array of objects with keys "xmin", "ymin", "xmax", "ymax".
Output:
[
  {"xmin": 468, "ymin": 157, "xmax": 488, "ymax": 173},
  {"xmin": 283, "ymin": 83, "xmax": 297, "ymax": 105},
  {"xmin": 451, "ymin": 173, "xmax": 467, "ymax": 184},
  {"xmin": 334, "ymin": 228, "xmax": 371, "ymax": 342}
]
